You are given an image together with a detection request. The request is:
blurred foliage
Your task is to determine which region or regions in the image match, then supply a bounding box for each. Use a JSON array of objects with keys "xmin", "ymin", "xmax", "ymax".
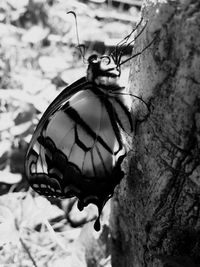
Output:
[{"xmin": 0, "ymin": 0, "xmax": 141, "ymax": 266}]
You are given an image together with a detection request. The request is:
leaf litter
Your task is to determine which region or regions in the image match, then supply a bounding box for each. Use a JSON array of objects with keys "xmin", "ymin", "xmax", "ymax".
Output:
[{"xmin": 0, "ymin": 0, "xmax": 141, "ymax": 266}]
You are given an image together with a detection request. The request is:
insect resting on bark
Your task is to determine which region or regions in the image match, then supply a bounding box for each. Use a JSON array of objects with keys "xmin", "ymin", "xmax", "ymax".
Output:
[{"xmin": 25, "ymin": 12, "xmax": 153, "ymax": 231}]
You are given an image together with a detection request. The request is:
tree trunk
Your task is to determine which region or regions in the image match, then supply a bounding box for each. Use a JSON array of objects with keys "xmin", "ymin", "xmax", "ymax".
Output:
[{"xmin": 111, "ymin": 1, "xmax": 200, "ymax": 266}]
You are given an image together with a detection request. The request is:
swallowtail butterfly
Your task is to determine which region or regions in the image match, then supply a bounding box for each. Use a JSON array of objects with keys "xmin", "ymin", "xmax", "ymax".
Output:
[{"xmin": 25, "ymin": 15, "xmax": 151, "ymax": 231}]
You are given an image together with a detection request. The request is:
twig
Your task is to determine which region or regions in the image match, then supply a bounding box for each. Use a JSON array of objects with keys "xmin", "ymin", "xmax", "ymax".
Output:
[
  {"xmin": 43, "ymin": 218, "xmax": 68, "ymax": 253},
  {"xmin": 20, "ymin": 237, "xmax": 39, "ymax": 267}
]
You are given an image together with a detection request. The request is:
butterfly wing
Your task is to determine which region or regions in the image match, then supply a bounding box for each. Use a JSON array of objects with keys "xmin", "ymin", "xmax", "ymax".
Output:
[
  {"xmin": 25, "ymin": 77, "xmax": 132, "ymax": 230},
  {"xmin": 27, "ymin": 77, "xmax": 87, "ymax": 148},
  {"xmin": 106, "ymin": 91, "xmax": 133, "ymax": 135}
]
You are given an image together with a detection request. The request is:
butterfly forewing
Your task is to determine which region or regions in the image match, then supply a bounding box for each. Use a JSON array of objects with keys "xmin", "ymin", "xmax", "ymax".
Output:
[{"xmin": 107, "ymin": 91, "xmax": 133, "ymax": 135}]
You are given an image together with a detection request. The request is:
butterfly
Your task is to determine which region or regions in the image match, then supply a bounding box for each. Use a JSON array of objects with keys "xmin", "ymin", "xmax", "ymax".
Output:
[{"xmin": 25, "ymin": 15, "xmax": 151, "ymax": 231}]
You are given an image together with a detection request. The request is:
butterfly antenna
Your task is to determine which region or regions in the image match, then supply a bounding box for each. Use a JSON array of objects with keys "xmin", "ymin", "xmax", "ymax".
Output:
[
  {"xmin": 67, "ymin": 11, "xmax": 87, "ymax": 63},
  {"xmin": 110, "ymin": 17, "xmax": 143, "ymax": 64},
  {"xmin": 110, "ymin": 17, "xmax": 143, "ymax": 57},
  {"xmin": 120, "ymin": 21, "xmax": 147, "ymax": 54},
  {"xmin": 116, "ymin": 20, "xmax": 147, "ymax": 66},
  {"xmin": 119, "ymin": 36, "xmax": 156, "ymax": 66},
  {"xmin": 117, "ymin": 17, "xmax": 144, "ymax": 50}
]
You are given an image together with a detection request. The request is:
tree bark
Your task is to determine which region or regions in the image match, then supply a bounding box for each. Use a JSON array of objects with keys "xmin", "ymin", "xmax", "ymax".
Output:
[{"xmin": 111, "ymin": 1, "xmax": 200, "ymax": 266}]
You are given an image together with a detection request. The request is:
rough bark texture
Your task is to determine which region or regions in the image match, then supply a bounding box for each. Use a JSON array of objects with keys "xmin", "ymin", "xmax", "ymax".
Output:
[{"xmin": 111, "ymin": 1, "xmax": 200, "ymax": 266}]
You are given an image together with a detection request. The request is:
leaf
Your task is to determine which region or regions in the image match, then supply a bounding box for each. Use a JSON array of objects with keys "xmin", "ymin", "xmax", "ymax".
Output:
[
  {"xmin": 0, "ymin": 113, "xmax": 14, "ymax": 131},
  {"xmin": 0, "ymin": 205, "xmax": 19, "ymax": 245},
  {"xmin": 0, "ymin": 168, "xmax": 22, "ymax": 184},
  {"xmin": 6, "ymin": 0, "xmax": 29, "ymax": 9},
  {"xmin": 50, "ymin": 256, "xmax": 72, "ymax": 267},
  {"xmin": 38, "ymin": 56, "xmax": 70, "ymax": 74},
  {"xmin": 22, "ymin": 26, "xmax": 49, "ymax": 44},
  {"xmin": 10, "ymin": 121, "xmax": 33, "ymax": 137},
  {"xmin": 21, "ymin": 194, "xmax": 65, "ymax": 228}
]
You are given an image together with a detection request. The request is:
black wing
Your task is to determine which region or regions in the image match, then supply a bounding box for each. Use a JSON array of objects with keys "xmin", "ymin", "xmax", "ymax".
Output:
[{"xmin": 25, "ymin": 77, "xmax": 132, "ymax": 230}]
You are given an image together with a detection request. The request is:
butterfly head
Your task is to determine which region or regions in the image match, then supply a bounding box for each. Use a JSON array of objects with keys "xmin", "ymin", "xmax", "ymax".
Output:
[{"xmin": 87, "ymin": 54, "xmax": 121, "ymax": 86}]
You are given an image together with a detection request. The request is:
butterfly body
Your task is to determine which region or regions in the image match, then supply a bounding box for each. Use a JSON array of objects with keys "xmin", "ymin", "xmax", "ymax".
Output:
[{"xmin": 25, "ymin": 55, "xmax": 133, "ymax": 230}]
